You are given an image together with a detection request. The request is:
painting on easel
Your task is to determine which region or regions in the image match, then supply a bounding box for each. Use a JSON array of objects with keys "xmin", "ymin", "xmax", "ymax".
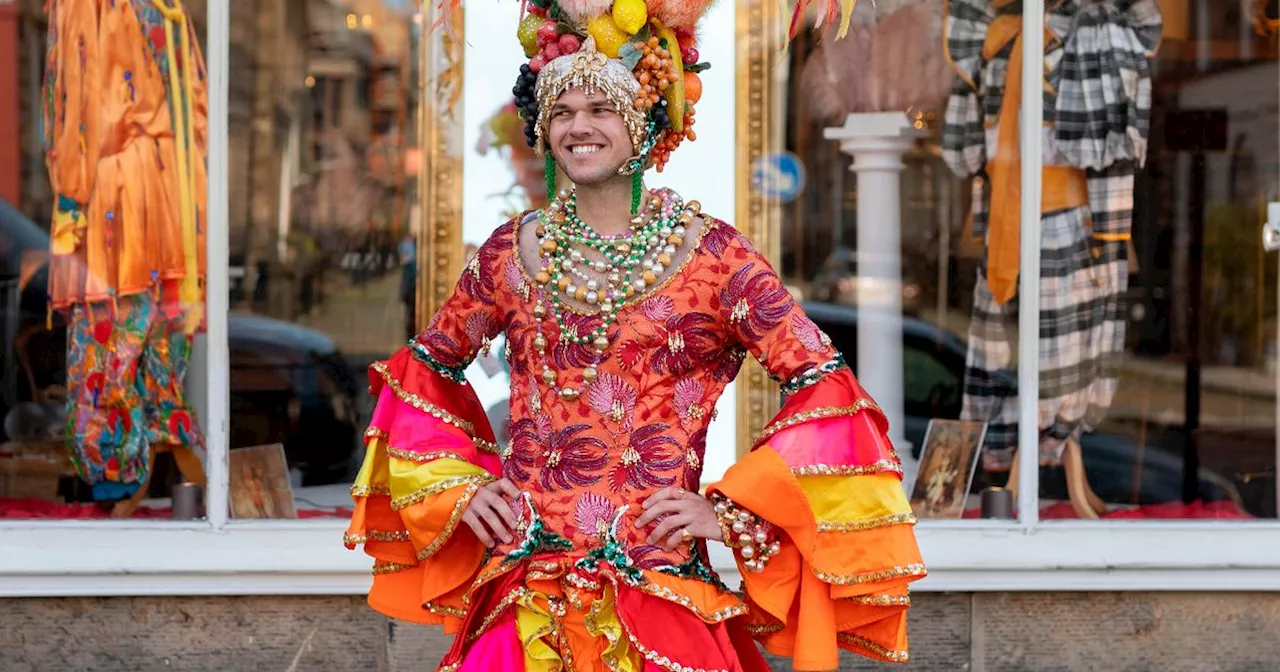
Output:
[{"xmin": 909, "ymin": 420, "xmax": 987, "ymax": 519}]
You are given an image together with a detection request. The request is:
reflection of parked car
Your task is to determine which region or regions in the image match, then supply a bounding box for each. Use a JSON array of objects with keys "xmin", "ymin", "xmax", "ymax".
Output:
[
  {"xmin": 227, "ymin": 313, "xmax": 362, "ymax": 486},
  {"xmin": 800, "ymin": 301, "xmax": 1240, "ymax": 508},
  {"xmin": 0, "ymin": 198, "xmax": 362, "ymax": 493}
]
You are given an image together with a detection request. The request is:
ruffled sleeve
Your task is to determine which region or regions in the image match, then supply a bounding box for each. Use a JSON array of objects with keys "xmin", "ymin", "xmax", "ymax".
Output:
[
  {"xmin": 345, "ymin": 221, "xmax": 516, "ymax": 631},
  {"xmin": 706, "ymin": 232, "xmax": 926, "ymax": 668}
]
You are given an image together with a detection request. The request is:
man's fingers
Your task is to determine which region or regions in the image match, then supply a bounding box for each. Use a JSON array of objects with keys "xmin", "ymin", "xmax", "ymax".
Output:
[
  {"xmin": 462, "ymin": 511, "xmax": 495, "ymax": 547},
  {"xmin": 642, "ymin": 487, "xmax": 679, "ymax": 509},
  {"xmin": 647, "ymin": 513, "xmax": 692, "ymax": 545},
  {"xmin": 477, "ymin": 505, "xmax": 513, "ymax": 544},
  {"xmin": 662, "ymin": 526, "xmax": 691, "ymax": 550},
  {"xmin": 494, "ymin": 479, "xmax": 522, "ymax": 500},
  {"xmin": 480, "ymin": 489, "xmax": 519, "ymax": 529},
  {"xmin": 635, "ymin": 500, "xmax": 684, "ymax": 528}
]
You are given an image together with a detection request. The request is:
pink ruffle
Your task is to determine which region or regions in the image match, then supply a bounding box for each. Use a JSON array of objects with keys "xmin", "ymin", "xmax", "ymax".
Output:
[
  {"xmin": 368, "ymin": 387, "xmax": 502, "ymax": 475},
  {"xmin": 458, "ymin": 614, "xmax": 524, "ymax": 671},
  {"xmin": 766, "ymin": 412, "xmax": 900, "ymax": 475}
]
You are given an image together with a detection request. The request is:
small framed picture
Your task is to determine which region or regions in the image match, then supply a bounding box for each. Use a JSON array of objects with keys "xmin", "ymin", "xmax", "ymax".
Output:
[
  {"xmin": 229, "ymin": 443, "xmax": 297, "ymax": 519},
  {"xmin": 909, "ymin": 420, "xmax": 988, "ymax": 519}
]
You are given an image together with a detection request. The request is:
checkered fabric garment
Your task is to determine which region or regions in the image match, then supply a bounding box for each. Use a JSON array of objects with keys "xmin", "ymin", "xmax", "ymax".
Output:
[{"xmin": 940, "ymin": 0, "xmax": 1161, "ymax": 470}]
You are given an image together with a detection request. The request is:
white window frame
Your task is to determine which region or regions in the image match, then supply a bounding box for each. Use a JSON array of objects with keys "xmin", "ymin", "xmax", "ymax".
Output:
[{"xmin": 3, "ymin": 0, "xmax": 1280, "ymax": 599}]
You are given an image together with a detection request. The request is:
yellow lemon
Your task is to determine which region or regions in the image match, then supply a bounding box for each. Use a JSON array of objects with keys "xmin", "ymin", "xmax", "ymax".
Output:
[
  {"xmin": 611, "ymin": 0, "xmax": 647, "ymax": 35},
  {"xmin": 586, "ymin": 15, "xmax": 629, "ymax": 58}
]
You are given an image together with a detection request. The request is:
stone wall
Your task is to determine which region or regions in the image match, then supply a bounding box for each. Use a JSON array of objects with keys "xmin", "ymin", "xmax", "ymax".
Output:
[{"xmin": 4, "ymin": 592, "xmax": 1280, "ymax": 671}]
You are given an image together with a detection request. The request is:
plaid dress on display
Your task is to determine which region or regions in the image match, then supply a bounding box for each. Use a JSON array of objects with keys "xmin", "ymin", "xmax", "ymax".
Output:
[{"xmin": 940, "ymin": 0, "xmax": 1161, "ymax": 470}]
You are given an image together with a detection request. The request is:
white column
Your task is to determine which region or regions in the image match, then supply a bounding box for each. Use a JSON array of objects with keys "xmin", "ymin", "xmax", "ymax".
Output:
[{"xmin": 824, "ymin": 112, "xmax": 924, "ymax": 486}]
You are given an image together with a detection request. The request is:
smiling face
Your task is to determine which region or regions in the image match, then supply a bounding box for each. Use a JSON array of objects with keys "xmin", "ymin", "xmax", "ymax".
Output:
[{"xmin": 546, "ymin": 87, "xmax": 635, "ymax": 187}]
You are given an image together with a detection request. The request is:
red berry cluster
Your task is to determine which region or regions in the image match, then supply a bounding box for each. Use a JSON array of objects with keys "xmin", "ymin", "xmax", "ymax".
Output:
[
  {"xmin": 649, "ymin": 108, "xmax": 694, "ymax": 172},
  {"xmin": 530, "ymin": 22, "xmax": 581, "ymax": 74}
]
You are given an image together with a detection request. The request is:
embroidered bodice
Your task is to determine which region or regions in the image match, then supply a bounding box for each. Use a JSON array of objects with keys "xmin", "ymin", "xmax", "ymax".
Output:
[{"xmin": 410, "ymin": 210, "xmax": 842, "ymax": 570}]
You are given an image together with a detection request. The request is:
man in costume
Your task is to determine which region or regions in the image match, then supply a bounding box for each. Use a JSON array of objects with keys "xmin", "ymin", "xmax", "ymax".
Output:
[
  {"xmin": 345, "ymin": 1, "xmax": 925, "ymax": 669},
  {"xmin": 43, "ymin": 0, "xmax": 207, "ymax": 516}
]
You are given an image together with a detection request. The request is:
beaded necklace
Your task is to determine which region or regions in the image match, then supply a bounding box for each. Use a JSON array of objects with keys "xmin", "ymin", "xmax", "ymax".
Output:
[{"xmin": 529, "ymin": 188, "xmax": 700, "ymax": 401}]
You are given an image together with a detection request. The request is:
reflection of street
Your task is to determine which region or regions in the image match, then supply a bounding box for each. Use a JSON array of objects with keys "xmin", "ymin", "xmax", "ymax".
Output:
[
  {"xmin": 915, "ymin": 305, "xmax": 1276, "ymax": 432},
  {"xmin": 1112, "ymin": 357, "xmax": 1275, "ymax": 430},
  {"xmin": 294, "ymin": 271, "xmax": 406, "ymax": 360}
]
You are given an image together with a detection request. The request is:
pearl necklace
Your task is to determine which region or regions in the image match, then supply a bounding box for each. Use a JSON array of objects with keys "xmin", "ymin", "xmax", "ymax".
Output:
[{"xmin": 530, "ymin": 189, "xmax": 700, "ymax": 401}]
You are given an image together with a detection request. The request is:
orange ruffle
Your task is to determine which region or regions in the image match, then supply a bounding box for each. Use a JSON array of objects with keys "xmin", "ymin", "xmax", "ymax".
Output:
[{"xmin": 709, "ymin": 372, "xmax": 926, "ymax": 669}]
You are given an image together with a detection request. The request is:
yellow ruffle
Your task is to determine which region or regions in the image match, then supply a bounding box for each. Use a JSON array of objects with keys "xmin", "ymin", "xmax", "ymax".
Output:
[
  {"xmin": 584, "ymin": 584, "xmax": 639, "ymax": 672},
  {"xmin": 515, "ymin": 590, "xmax": 562, "ymax": 672},
  {"xmin": 799, "ymin": 472, "xmax": 916, "ymax": 526},
  {"xmin": 388, "ymin": 456, "xmax": 494, "ymax": 510},
  {"xmin": 513, "ymin": 585, "xmax": 639, "ymax": 672},
  {"xmin": 350, "ymin": 439, "xmax": 493, "ymax": 506}
]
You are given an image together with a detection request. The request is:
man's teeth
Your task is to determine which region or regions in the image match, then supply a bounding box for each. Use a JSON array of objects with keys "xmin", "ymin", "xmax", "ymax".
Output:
[{"xmin": 571, "ymin": 145, "xmax": 601, "ymax": 155}]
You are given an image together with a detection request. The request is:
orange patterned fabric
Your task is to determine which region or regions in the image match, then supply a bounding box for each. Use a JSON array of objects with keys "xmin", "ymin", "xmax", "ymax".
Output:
[
  {"xmin": 42, "ymin": 0, "xmax": 208, "ymax": 310},
  {"xmin": 346, "ymin": 205, "xmax": 925, "ymax": 669}
]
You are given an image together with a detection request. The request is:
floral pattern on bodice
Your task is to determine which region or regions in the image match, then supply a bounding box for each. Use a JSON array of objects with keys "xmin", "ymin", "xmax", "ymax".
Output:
[{"xmin": 409, "ymin": 210, "xmax": 844, "ymax": 570}]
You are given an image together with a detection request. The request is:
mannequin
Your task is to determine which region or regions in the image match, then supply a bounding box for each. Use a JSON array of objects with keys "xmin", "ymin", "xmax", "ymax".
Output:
[
  {"xmin": 940, "ymin": 0, "xmax": 1162, "ymax": 517},
  {"xmin": 43, "ymin": 0, "xmax": 208, "ymax": 516}
]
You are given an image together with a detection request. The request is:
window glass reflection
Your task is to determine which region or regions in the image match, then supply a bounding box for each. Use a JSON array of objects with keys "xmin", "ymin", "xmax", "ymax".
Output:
[
  {"xmin": 777, "ymin": 2, "xmax": 995, "ymax": 519},
  {"xmin": 225, "ymin": 0, "xmax": 420, "ymax": 519},
  {"xmin": 1039, "ymin": 7, "xmax": 1278, "ymax": 521},
  {"xmin": 0, "ymin": 1, "xmax": 210, "ymax": 520}
]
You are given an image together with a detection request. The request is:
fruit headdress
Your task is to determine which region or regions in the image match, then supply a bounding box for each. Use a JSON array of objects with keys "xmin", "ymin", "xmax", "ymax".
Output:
[
  {"xmin": 431, "ymin": 0, "xmax": 858, "ymax": 210},
  {"xmin": 510, "ymin": 0, "xmax": 714, "ymax": 176}
]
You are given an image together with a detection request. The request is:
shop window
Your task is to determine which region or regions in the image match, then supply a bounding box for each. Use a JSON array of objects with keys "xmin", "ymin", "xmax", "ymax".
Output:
[
  {"xmin": 221, "ymin": 0, "xmax": 420, "ymax": 519},
  {"xmin": 775, "ymin": 7, "xmax": 994, "ymax": 514},
  {"xmin": 0, "ymin": 0, "xmax": 210, "ymax": 520},
  {"xmin": 1032, "ymin": 4, "xmax": 1278, "ymax": 522}
]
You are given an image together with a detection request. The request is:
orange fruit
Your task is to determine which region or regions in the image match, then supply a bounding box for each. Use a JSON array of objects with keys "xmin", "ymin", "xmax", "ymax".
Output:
[{"xmin": 683, "ymin": 71, "xmax": 702, "ymax": 105}]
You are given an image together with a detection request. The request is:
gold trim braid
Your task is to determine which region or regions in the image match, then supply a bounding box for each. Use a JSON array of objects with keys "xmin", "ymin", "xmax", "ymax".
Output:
[
  {"xmin": 344, "ymin": 529, "xmax": 412, "ymax": 545},
  {"xmin": 838, "ymin": 632, "xmax": 910, "ymax": 664},
  {"xmin": 815, "ymin": 512, "xmax": 918, "ymax": 532},
  {"xmin": 812, "ymin": 563, "xmax": 929, "ymax": 586},
  {"xmin": 791, "ymin": 460, "xmax": 903, "ymax": 477},
  {"xmin": 752, "ymin": 400, "xmax": 885, "ymax": 446}
]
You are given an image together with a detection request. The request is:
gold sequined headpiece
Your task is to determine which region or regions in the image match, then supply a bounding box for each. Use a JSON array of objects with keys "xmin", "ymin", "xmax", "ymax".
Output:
[
  {"xmin": 533, "ymin": 37, "xmax": 648, "ymax": 157},
  {"xmin": 506, "ymin": 0, "xmax": 726, "ymax": 174}
]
